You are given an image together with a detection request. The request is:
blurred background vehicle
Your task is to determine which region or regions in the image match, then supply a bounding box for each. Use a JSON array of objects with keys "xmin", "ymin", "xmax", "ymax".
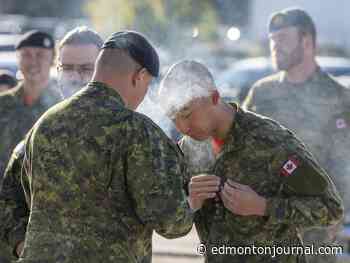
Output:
[{"xmin": 0, "ymin": 33, "xmax": 20, "ymax": 51}]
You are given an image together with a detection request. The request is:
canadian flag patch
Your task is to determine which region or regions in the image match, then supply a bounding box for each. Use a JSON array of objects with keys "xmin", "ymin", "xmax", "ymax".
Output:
[{"xmin": 280, "ymin": 156, "xmax": 300, "ymax": 177}]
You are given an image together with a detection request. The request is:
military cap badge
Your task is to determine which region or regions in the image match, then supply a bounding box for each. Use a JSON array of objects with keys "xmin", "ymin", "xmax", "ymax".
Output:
[{"xmin": 43, "ymin": 38, "xmax": 51, "ymax": 48}]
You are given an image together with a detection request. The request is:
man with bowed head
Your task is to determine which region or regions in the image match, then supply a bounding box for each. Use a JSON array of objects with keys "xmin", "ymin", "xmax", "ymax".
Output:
[{"xmin": 159, "ymin": 60, "xmax": 343, "ymax": 262}]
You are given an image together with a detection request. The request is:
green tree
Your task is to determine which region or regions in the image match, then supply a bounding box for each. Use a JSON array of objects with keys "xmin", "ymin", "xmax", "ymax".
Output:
[{"xmin": 84, "ymin": 0, "xmax": 219, "ymax": 44}]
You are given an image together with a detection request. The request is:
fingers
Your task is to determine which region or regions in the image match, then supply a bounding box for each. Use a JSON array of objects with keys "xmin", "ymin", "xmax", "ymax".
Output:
[
  {"xmin": 196, "ymin": 192, "xmax": 217, "ymax": 199},
  {"xmin": 191, "ymin": 174, "xmax": 221, "ymax": 182},
  {"xmin": 220, "ymin": 190, "xmax": 237, "ymax": 212},
  {"xmin": 189, "ymin": 175, "xmax": 221, "ymax": 194},
  {"xmin": 15, "ymin": 241, "xmax": 24, "ymax": 257},
  {"xmin": 191, "ymin": 186, "xmax": 220, "ymax": 194},
  {"xmin": 188, "ymin": 175, "xmax": 223, "ymax": 211},
  {"xmin": 223, "ymin": 182, "xmax": 241, "ymax": 199},
  {"xmin": 227, "ymin": 179, "xmax": 250, "ymax": 191}
]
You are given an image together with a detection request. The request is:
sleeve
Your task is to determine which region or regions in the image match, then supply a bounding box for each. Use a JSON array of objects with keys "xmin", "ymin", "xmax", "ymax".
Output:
[
  {"xmin": 264, "ymin": 141, "xmax": 344, "ymax": 229},
  {"xmin": 0, "ymin": 141, "xmax": 29, "ymax": 256},
  {"xmin": 126, "ymin": 119, "xmax": 193, "ymax": 239}
]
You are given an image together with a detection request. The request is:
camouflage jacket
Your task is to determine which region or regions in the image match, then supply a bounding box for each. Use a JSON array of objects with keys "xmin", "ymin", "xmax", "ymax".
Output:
[
  {"xmin": 323, "ymin": 109, "xmax": 350, "ymax": 213},
  {"xmin": 0, "ymin": 82, "xmax": 193, "ymax": 263},
  {"xmin": 0, "ymin": 80, "xmax": 61, "ymax": 262},
  {"xmin": 242, "ymin": 67, "xmax": 350, "ymax": 170},
  {"xmin": 179, "ymin": 104, "xmax": 343, "ymax": 263},
  {"xmin": 0, "ymin": 80, "xmax": 62, "ymax": 180},
  {"xmin": 0, "ymin": 141, "xmax": 27, "ymax": 262}
]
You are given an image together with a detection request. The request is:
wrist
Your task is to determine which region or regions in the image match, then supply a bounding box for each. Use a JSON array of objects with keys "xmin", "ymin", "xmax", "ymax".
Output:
[{"xmin": 187, "ymin": 197, "xmax": 199, "ymax": 212}]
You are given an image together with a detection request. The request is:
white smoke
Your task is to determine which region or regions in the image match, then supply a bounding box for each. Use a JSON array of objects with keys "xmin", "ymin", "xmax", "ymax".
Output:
[
  {"xmin": 57, "ymin": 72, "xmax": 88, "ymax": 99},
  {"xmin": 136, "ymin": 88, "xmax": 178, "ymax": 140},
  {"xmin": 158, "ymin": 60, "xmax": 215, "ymax": 119}
]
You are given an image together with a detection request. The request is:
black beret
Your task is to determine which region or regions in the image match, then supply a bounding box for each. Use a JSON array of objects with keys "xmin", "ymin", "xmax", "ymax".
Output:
[
  {"xmin": 269, "ymin": 8, "xmax": 316, "ymax": 37},
  {"xmin": 101, "ymin": 30, "xmax": 159, "ymax": 77},
  {"xmin": 0, "ymin": 70, "xmax": 17, "ymax": 87},
  {"xmin": 15, "ymin": 30, "xmax": 54, "ymax": 50}
]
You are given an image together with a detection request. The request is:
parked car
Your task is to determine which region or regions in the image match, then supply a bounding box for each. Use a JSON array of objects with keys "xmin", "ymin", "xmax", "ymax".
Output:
[
  {"xmin": 0, "ymin": 51, "xmax": 18, "ymax": 77},
  {"xmin": 0, "ymin": 33, "xmax": 20, "ymax": 52},
  {"xmin": 216, "ymin": 56, "xmax": 350, "ymax": 102}
]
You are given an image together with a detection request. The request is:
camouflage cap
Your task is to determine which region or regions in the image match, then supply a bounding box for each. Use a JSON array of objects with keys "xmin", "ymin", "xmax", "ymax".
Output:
[
  {"xmin": 268, "ymin": 7, "xmax": 316, "ymax": 37},
  {"xmin": 101, "ymin": 30, "xmax": 159, "ymax": 77},
  {"xmin": 16, "ymin": 30, "xmax": 54, "ymax": 50}
]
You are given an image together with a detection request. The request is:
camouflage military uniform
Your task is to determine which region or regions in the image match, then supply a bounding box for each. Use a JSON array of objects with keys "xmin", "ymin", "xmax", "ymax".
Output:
[
  {"xmin": 0, "ymin": 80, "xmax": 62, "ymax": 179},
  {"xmin": 242, "ymin": 67, "xmax": 350, "ymax": 168},
  {"xmin": 0, "ymin": 81, "xmax": 61, "ymax": 262},
  {"xmin": 242, "ymin": 68, "xmax": 349, "ymax": 263},
  {"xmin": 179, "ymin": 104, "xmax": 343, "ymax": 263},
  {"xmin": 0, "ymin": 81, "xmax": 193, "ymax": 263},
  {"xmin": 323, "ymin": 109, "xmax": 350, "ymax": 213},
  {"xmin": 0, "ymin": 141, "xmax": 27, "ymax": 261}
]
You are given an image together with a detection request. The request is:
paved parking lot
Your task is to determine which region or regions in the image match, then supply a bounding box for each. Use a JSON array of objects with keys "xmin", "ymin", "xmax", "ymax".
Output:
[{"xmin": 152, "ymin": 227, "xmax": 204, "ymax": 263}]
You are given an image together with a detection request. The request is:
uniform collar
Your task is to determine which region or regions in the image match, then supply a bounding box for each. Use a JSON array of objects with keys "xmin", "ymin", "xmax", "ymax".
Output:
[
  {"xmin": 87, "ymin": 81, "xmax": 125, "ymax": 107},
  {"xmin": 279, "ymin": 65, "xmax": 324, "ymax": 85},
  {"xmin": 217, "ymin": 102, "xmax": 245, "ymax": 156},
  {"xmin": 12, "ymin": 80, "xmax": 61, "ymax": 107}
]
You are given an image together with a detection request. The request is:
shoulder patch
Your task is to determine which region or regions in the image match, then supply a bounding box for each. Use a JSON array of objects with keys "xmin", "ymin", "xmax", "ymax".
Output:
[
  {"xmin": 279, "ymin": 154, "xmax": 328, "ymax": 195},
  {"xmin": 280, "ymin": 155, "xmax": 299, "ymax": 177}
]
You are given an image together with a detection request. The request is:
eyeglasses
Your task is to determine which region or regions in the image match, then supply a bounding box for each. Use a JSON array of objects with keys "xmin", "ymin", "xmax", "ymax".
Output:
[{"xmin": 57, "ymin": 63, "xmax": 95, "ymax": 76}]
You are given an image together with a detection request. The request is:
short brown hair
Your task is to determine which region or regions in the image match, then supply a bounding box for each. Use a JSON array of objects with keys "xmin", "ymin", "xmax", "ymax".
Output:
[{"xmin": 58, "ymin": 26, "xmax": 103, "ymax": 51}]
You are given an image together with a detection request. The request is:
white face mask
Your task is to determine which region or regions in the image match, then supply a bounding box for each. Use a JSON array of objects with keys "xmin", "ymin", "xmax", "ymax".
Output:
[{"xmin": 57, "ymin": 71, "xmax": 87, "ymax": 98}]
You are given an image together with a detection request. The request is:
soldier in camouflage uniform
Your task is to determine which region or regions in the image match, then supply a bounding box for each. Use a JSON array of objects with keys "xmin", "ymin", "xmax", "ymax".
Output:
[
  {"xmin": 0, "ymin": 27, "xmax": 104, "ymax": 261},
  {"xmin": 323, "ymin": 109, "xmax": 350, "ymax": 214},
  {"xmin": 159, "ymin": 60, "xmax": 343, "ymax": 262},
  {"xmin": 0, "ymin": 31, "xmax": 193, "ymax": 263},
  {"xmin": 242, "ymin": 8, "xmax": 349, "ymax": 262},
  {"xmin": 0, "ymin": 30, "xmax": 60, "ymax": 263},
  {"xmin": 0, "ymin": 30, "xmax": 60, "ymax": 180},
  {"xmin": 56, "ymin": 26, "xmax": 103, "ymax": 98},
  {"xmin": 320, "ymin": 109, "xmax": 350, "ymax": 252},
  {"xmin": 242, "ymin": 8, "xmax": 350, "ymax": 169}
]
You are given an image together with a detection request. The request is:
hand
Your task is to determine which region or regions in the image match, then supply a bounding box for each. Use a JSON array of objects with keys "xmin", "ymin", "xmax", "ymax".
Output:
[
  {"xmin": 188, "ymin": 174, "xmax": 221, "ymax": 211},
  {"xmin": 15, "ymin": 241, "xmax": 24, "ymax": 257},
  {"xmin": 220, "ymin": 180, "xmax": 266, "ymax": 216}
]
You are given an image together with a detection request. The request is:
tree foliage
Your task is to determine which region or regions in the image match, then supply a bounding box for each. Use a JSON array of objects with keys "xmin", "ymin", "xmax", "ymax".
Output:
[{"xmin": 84, "ymin": 0, "xmax": 219, "ymax": 43}]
